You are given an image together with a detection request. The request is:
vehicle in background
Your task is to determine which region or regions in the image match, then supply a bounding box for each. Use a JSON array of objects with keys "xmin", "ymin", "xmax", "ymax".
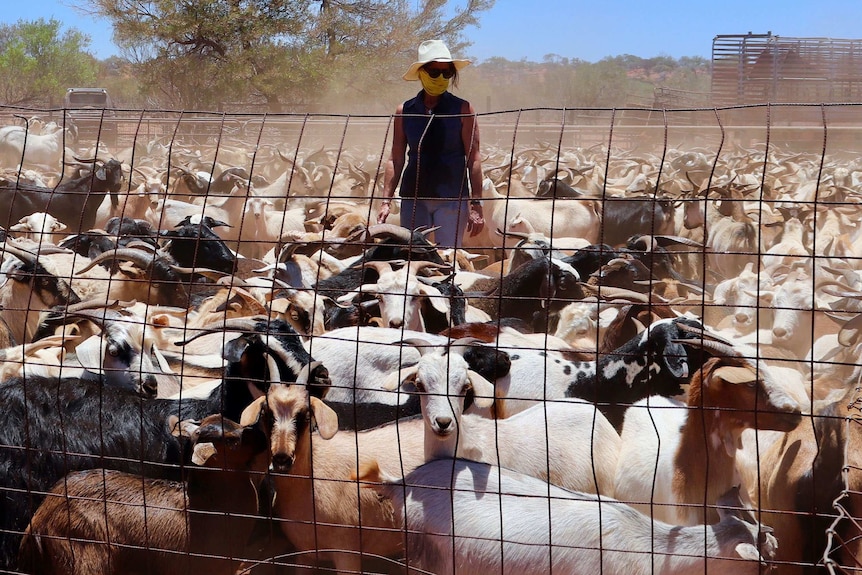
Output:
[{"xmin": 64, "ymin": 88, "xmax": 116, "ymax": 147}]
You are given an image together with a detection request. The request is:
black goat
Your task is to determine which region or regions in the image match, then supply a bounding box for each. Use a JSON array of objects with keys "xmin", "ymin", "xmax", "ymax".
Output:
[
  {"xmin": 0, "ymin": 317, "xmax": 327, "ymax": 570},
  {"xmin": 0, "ymin": 158, "xmax": 124, "ymax": 234},
  {"xmin": 18, "ymin": 414, "xmax": 270, "ymax": 575},
  {"xmin": 59, "ymin": 217, "xmax": 159, "ymax": 270},
  {"xmin": 599, "ymin": 196, "xmax": 677, "ymax": 248},
  {"xmin": 535, "ymin": 176, "xmax": 586, "ymax": 198},
  {"xmin": 467, "ymin": 256, "xmax": 583, "ymax": 329},
  {"xmin": 161, "ymin": 216, "xmax": 236, "ymax": 275}
]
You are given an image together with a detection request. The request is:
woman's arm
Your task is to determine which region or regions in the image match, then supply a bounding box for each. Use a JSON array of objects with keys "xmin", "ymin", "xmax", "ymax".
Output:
[
  {"xmin": 461, "ymin": 100, "xmax": 485, "ymax": 236},
  {"xmin": 378, "ymin": 104, "xmax": 406, "ymax": 224}
]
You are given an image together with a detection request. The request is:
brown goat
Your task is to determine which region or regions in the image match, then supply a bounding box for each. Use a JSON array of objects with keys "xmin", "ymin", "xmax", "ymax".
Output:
[{"xmin": 18, "ymin": 414, "xmax": 268, "ymax": 575}]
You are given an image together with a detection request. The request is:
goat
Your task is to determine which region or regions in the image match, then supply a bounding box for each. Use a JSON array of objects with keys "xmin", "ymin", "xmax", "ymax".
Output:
[
  {"xmin": 94, "ymin": 166, "xmax": 164, "ymax": 229},
  {"xmin": 357, "ymin": 460, "xmax": 778, "ymax": 575},
  {"xmin": 0, "ymin": 316, "xmax": 327, "ymax": 569},
  {"xmin": 31, "ymin": 304, "xmax": 176, "ymax": 398},
  {"xmin": 0, "ymin": 158, "xmax": 124, "ymax": 234},
  {"xmin": 238, "ymin": 195, "xmax": 306, "ymax": 259},
  {"xmin": 383, "ymin": 339, "xmax": 620, "ymax": 495},
  {"xmin": 0, "ymin": 123, "xmax": 73, "ymax": 170},
  {"xmin": 337, "ymin": 260, "xmax": 452, "ymax": 331},
  {"xmin": 465, "ymin": 255, "xmax": 583, "ymax": 329},
  {"xmin": 8, "ymin": 212, "xmax": 68, "ymax": 246},
  {"xmin": 599, "ymin": 196, "xmax": 678, "ymax": 248},
  {"xmin": 613, "ymin": 338, "xmax": 802, "ymax": 527},
  {"xmin": 707, "ymin": 261, "xmax": 773, "ymax": 334},
  {"xmin": 160, "ymin": 215, "xmax": 237, "ymax": 275},
  {"xmin": 306, "ymin": 327, "xmax": 509, "ymax": 427},
  {"xmin": 482, "ymin": 183, "xmax": 602, "ymax": 250},
  {"xmin": 17, "ymin": 413, "xmax": 269, "ymax": 575}
]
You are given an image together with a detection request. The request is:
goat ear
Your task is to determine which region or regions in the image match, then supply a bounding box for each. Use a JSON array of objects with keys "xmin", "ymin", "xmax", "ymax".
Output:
[
  {"xmin": 222, "ymin": 335, "xmax": 251, "ymax": 363},
  {"xmin": 167, "ymin": 415, "xmax": 180, "ymax": 435},
  {"xmin": 382, "ymin": 365, "xmax": 418, "ymax": 391},
  {"xmin": 467, "ymin": 370, "xmax": 495, "ymax": 408},
  {"xmin": 714, "ymin": 365, "xmax": 756, "ymax": 385},
  {"xmin": 310, "ymin": 396, "xmax": 339, "ymax": 439},
  {"xmin": 240, "ymin": 396, "xmax": 267, "ymax": 427},
  {"xmin": 417, "ymin": 284, "xmax": 449, "ymax": 314},
  {"xmin": 662, "ymin": 341, "xmax": 689, "ymax": 380},
  {"xmin": 733, "ymin": 542, "xmax": 762, "ymax": 562},
  {"xmin": 170, "ymin": 418, "xmax": 201, "ymax": 438},
  {"xmin": 74, "ymin": 335, "xmax": 105, "ymax": 373},
  {"xmin": 192, "ymin": 442, "xmax": 217, "ymax": 466},
  {"xmin": 151, "ymin": 344, "xmax": 174, "ymax": 374},
  {"xmin": 337, "ymin": 285, "xmax": 379, "ymax": 304}
]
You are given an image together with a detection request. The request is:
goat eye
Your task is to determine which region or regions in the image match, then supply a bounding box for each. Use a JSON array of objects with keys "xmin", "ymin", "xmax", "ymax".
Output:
[
  {"xmin": 290, "ymin": 311, "xmax": 300, "ymax": 321},
  {"xmin": 414, "ymin": 381, "xmax": 426, "ymax": 393},
  {"xmin": 107, "ymin": 345, "xmax": 119, "ymax": 357}
]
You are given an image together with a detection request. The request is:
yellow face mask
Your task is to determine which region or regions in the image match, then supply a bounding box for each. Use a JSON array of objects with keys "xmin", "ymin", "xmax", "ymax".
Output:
[{"xmin": 419, "ymin": 69, "xmax": 449, "ymax": 97}]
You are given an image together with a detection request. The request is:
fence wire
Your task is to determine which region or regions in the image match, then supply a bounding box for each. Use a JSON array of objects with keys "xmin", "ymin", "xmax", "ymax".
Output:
[{"xmin": 0, "ymin": 102, "xmax": 860, "ymax": 574}]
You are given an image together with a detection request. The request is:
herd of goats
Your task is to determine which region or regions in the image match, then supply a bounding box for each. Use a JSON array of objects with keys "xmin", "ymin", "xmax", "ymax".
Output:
[{"xmin": 0, "ymin": 113, "xmax": 861, "ymax": 574}]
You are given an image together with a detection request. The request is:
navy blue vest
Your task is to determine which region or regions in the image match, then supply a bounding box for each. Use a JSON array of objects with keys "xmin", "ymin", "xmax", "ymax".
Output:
[{"xmin": 399, "ymin": 90, "xmax": 469, "ymax": 200}]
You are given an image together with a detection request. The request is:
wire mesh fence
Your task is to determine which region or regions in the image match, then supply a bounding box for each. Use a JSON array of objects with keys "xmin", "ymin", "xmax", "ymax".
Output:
[{"xmin": 0, "ymin": 101, "xmax": 860, "ymax": 574}]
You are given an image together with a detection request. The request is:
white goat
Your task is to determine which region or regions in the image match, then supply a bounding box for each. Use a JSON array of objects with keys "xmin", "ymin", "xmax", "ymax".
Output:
[
  {"xmin": 0, "ymin": 124, "xmax": 72, "ymax": 170},
  {"xmin": 337, "ymin": 260, "xmax": 451, "ymax": 331},
  {"xmin": 357, "ymin": 459, "xmax": 778, "ymax": 575},
  {"xmin": 8, "ymin": 212, "xmax": 68, "ymax": 246},
  {"xmin": 383, "ymin": 339, "xmax": 620, "ymax": 495}
]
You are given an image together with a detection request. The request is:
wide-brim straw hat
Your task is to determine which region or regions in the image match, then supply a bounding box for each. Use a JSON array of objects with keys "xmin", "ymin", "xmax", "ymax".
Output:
[{"xmin": 402, "ymin": 39, "xmax": 471, "ymax": 81}]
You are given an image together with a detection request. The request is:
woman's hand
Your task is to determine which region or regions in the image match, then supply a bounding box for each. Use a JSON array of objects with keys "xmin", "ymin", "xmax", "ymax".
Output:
[
  {"xmin": 467, "ymin": 204, "xmax": 485, "ymax": 236},
  {"xmin": 377, "ymin": 202, "xmax": 391, "ymax": 224}
]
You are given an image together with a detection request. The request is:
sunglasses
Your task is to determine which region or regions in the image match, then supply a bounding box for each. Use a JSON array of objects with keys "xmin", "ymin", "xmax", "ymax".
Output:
[{"xmin": 423, "ymin": 66, "xmax": 455, "ymax": 79}]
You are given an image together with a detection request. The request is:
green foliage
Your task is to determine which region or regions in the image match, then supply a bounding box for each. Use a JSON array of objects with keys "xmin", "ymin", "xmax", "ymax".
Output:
[
  {"xmin": 468, "ymin": 53, "xmax": 711, "ymax": 112},
  {"xmin": 84, "ymin": 0, "xmax": 494, "ymax": 111},
  {"xmin": 0, "ymin": 12, "xmax": 712, "ymax": 112},
  {"xmin": 0, "ymin": 18, "xmax": 99, "ymax": 106}
]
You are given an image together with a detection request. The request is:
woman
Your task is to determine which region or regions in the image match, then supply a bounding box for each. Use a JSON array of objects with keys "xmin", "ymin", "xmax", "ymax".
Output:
[{"xmin": 377, "ymin": 39, "xmax": 485, "ymax": 248}]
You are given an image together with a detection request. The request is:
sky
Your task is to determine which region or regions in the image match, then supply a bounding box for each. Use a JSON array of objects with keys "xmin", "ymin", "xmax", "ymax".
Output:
[{"xmin": 5, "ymin": 0, "xmax": 862, "ymax": 63}]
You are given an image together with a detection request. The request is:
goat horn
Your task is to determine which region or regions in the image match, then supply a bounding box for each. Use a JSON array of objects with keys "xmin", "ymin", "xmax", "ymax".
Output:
[
  {"xmin": 672, "ymin": 336, "xmax": 741, "ymax": 358},
  {"xmin": 265, "ymin": 354, "xmax": 281, "ymax": 387},
  {"xmin": 295, "ymin": 361, "xmax": 323, "ymax": 386},
  {"xmin": 838, "ymin": 314, "xmax": 862, "ymax": 347},
  {"xmin": 0, "ymin": 242, "xmax": 39, "ymax": 264},
  {"xmin": 408, "ymin": 260, "xmax": 452, "ymax": 275},
  {"xmin": 578, "ymin": 283, "xmax": 650, "ymax": 303},
  {"xmin": 399, "ymin": 338, "xmax": 435, "ymax": 356},
  {"xmin": 175, "ymin": 316, "xmax": 269, "ymax": 346},
  {"xmin": 277, "ymin": 243, "xmax": 305, "ymax": 265},
  {"xmin": 365, "ymin": 223, "xmax": 413, "ymax": 243},
  {"xmin": 417, "ymin": 225, "xmax": 441, "ymax": 239},
  {"xmin": 449, "ymin": 337, "xmax": 486, "ymax": 357},
  {"xmin": 170, "ymin": 265, "xmax": 230, "ymax": 281},
  {"xmin": 76, "ymin": 247, "xmax": 157, "ymax": 275}
]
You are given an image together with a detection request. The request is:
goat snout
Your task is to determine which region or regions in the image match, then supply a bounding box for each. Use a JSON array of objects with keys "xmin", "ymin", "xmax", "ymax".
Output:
[
  {"xmin": 434, "ymin": 416, "xmax": 453, "ymax": 433},
  {"xmin": 271, "ymin": 452, "xmax": 295, "ymax": 472},
  {"xmin": 772, "ymin": 326, "xmax": 789, "ymax": 340},
  {"xmin": 389, "ymin": 319, "xmax": 404, "ymax": 329},
  {"xmin": 141, "ymin": 376, "xmax": 159, "ymax": 399}
]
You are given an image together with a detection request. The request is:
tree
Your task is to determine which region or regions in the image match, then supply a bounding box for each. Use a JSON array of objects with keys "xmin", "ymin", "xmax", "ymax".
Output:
[
  {"xmin": 80, "ymin": 0, "xmax": 494, "ymax": 111},
  {"xmin": 568, "ymin": 59, "xmax": 630, "ymax": 108},
  {"xmin": 0, "ymin": 19, "xmax": 99, "ymax": 107}
]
